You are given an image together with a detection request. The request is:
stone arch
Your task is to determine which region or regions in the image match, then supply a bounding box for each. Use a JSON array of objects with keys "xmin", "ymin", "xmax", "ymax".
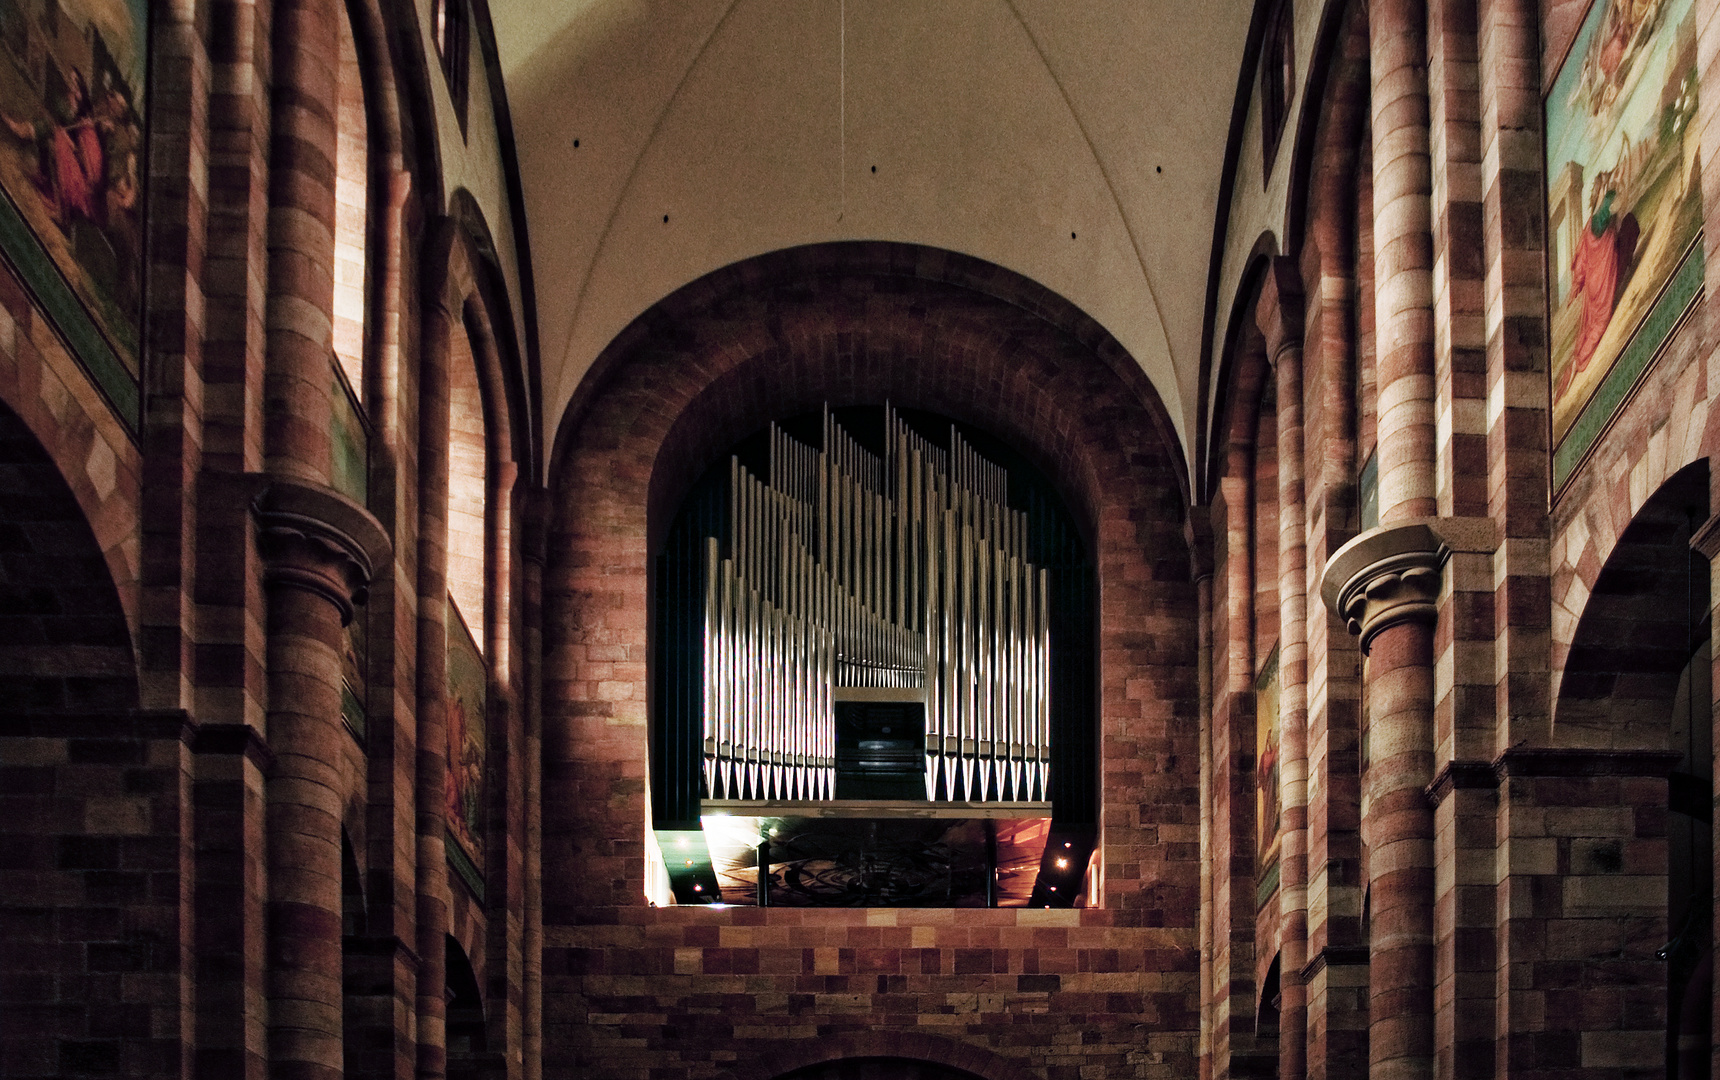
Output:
[
  {"xmin": 1544, "ymin": 460, "xmax": 1713, "ymax": 1076},
  {"xmin": 1284, "ymin": 0, "xmax": 1370, "ymax": 265},
  {"xmin": 1553, "ymin": 460, "xmax": 1710, "ymax": 749},
  {"xmin": 447, "ymin": 188, "xmax": 537, "ymax": 476},
  {"xmin": 745, "ymin": 1031, "xmax": 1043, "ymax": 1080},
  {"xmin": 1206, "ymin": 236, "xmax": 1279, "ymax": 501},
  {"xmin": 412, "ymin": 214, "xmax": 531, "ymax": 1080},
  {"xmin": 551, "ymin": 241, "xmax": 1188, "ymax": 510},
  {"xmin": 0, "ymin": 396, "xmax": 136, "ymax": 712},
  {"xmin": 772, "ymin": 1062, "xmax": 985, "ymax": 1080},
  {"xmin": 543, "ymin": 241, "xmax": 1200, "ymax": 915},
  {"xmin": 1552, "ymin": 433, "xmax": 1720, "ymax": 710},
  {"xmin": 0, "ymin": 392, "xmax": 142, "ymax": 1079},
  {"xmin": 1205, "ymin": 244, "xmax": 1277, "ymax": 1077}
]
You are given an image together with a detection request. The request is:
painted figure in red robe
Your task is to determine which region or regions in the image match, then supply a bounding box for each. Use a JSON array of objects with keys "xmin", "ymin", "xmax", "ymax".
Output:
[
  {"xmin": 4, "ymin": 69, "xmax": 105, "ymax": 231},
  {"xmin": 1559, "ymin": 188, "xmax": 1630, "ymax": 399}
]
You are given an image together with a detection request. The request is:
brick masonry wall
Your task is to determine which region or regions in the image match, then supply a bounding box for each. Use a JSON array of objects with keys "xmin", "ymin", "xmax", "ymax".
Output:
[{"xmin": 547, "ymin": 908, "xmax": 1190, "ymax": 1080}]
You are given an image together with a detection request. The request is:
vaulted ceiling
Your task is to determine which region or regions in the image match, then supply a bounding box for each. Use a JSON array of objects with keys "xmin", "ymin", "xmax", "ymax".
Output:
[{"xmin": 494, "ymin": 0, "xmax": 1256, "ymax": 468}]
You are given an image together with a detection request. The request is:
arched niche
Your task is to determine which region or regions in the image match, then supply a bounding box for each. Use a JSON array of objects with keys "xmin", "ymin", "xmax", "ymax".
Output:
[{"xmin": 543, "ymin": 242, "xmax": 1198, "ymax": 917}]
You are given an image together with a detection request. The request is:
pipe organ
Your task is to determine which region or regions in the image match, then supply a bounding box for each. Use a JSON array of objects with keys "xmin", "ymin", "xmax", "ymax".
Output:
[{"xmin": 702, "ymin": 406, "xmax": 1052, "ymax": 804}]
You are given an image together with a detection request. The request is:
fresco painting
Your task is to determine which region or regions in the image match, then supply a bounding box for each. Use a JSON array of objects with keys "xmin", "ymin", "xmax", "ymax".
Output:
[
  {"xmin": 1547, "ymin": 0, "xmax": 1702, "ymax": 462},
  {"xmin": 1255, "ymin": 646, "xmax": 1280, "ymax": 904},
  {"xmin": 0, "ymin": 0, "xmax": 146, "ymax": 373},
  {"xmin": 446, "ymin": 601, "xmax": 487, "ymax": 882}
]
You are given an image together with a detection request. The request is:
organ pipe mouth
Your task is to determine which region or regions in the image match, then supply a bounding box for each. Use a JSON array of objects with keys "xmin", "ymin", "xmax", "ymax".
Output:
[{"xmin": 702, "ymin": 403, "xmax": 1053, "ymax": 804}]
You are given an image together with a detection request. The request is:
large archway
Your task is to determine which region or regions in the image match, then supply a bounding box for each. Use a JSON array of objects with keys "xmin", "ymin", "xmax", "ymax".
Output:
[
  {"xmin": 1550, "ymin": 461, "xmax": 1713, "ymax": 1079},
  {"xmin": 540, "ymin": 242, "xmax": 1202, "ymax": 1077},
  {"xmin": 0, "ymin": 395, "xmax": 143, "ymax": 1075}
]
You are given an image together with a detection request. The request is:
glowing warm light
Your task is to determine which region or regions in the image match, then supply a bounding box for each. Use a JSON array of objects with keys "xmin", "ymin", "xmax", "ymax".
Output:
[
  {"xmin": 1055, "ymin": 858, "xmax": 1068, "ymax": 869},
  {"xmin": 693, "ymin": 885, "xmax": 703, "ymax": 892},
  {"xmin": 1063, "ymin": 842, "xmax": 1072, "ymax": 848},
  {"xmin": 684, "ymin": 860, "xmax": 693, "ymax": 867},
  {"xmin": 1048, "ymin": 886, "xmax": 1057, "ymax": 892}
]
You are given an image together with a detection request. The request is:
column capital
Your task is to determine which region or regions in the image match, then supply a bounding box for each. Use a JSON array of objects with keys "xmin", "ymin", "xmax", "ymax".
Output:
[
  {"xmin": 253, "ymin": 477, "xmax": 392, "ymax": 624},
  {"xmin": 1319, "ymin": 522, "xmax": 1443, "ymax": 653},
  {"xmin": 1254, "ymin": 255, "xmax": 1305, "ymax": 360}
]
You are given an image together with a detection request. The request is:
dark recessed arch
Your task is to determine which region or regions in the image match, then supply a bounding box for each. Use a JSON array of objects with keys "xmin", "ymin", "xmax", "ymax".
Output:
[
  {"xmin": 1555, "ymin": 460, "xmax": 1711, "ymax": 746},
  {"xmin": 0, "ymin": 397, "xmax": 136, "ymax": 714},
  {"xmin": 543, "ymin": 242, "xmax": 1201, "ymax": 912}
]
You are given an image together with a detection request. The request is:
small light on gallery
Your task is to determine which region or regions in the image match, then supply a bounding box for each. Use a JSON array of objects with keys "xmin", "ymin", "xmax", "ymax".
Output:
[
  {"xmin": 1048, "ymin": 886, "xmax": 1057, "ymax": 892},
  {"xmin": 1056, "ymin": 858, "xmax": 1068, "ymax": 869},
  {"xmin": 693, "ymin": 884, "xmax": 702, "ymax": 893},
  {"xmin": 1064, "ymin": 842, "xmax": 1072, "ymax": 848},
  {"xmin": 685, "ymin": 860, "xmax": 693, "ymax": 867}
]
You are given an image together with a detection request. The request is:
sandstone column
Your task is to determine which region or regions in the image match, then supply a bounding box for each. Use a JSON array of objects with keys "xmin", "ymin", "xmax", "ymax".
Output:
[
  {"xmin": 1261, "ymin": 261, "xmax": 1310, "ymax": 1080},
  {"xmin": 415, "ymin": 286, "xmax": 454, "ymax": 1080},
  {"xmin": 260, "ymin": 0, "xmax": 381, "ymax": 1073},
  {"xmin": 1370, "ymin": 0, "xmax": 1438, "ymax": 522},
  {"xmin": 1362, "ymin": 1, "xmax": 1441, "ymax": 1076},
  {"xmin": 1324, "ymin": 526, "xmax": 1441, "ymax": 1080},
  {"xmin": 258, "ymin": 484, "xmax": 389, "ymax": 1080}
]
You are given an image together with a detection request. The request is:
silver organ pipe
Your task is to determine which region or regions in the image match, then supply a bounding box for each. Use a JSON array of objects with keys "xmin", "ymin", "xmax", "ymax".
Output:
[{"xmin": 701, "ymin": 405, "xmax": 1051, "ymax": 803}]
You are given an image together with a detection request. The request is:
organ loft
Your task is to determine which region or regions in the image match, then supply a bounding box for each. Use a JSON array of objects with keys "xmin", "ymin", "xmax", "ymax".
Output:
[{"xmin": 651, "ymin": 405, "xmax": 1093, "ymax": 909}]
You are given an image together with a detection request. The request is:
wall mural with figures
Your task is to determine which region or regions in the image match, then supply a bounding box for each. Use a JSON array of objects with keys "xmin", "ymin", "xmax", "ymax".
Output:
[
  {"xmin": 1548, "ymin": 0, "xmax": 1703, "ymax": 487},
  {"xmin": 1255, "ymin": 647, "xmax": 1280, "ymax": 908},
  {"xmin": 446, "ymin": 601, "xmax": 488, "ymax": 897},
  {"xmin": 0, "ymin": 0, "xmax": 145, "ymax": 391}
]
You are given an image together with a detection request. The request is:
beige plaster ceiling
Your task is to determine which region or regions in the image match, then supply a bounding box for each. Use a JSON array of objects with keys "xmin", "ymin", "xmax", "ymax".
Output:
[{"xmin": 495, "ymin": 0, "xmax": 1254, "ymax": 470}]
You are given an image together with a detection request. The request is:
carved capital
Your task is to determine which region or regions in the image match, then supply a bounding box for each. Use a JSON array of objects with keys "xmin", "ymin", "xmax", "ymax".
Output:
[
  {"xmin": 1254, "ymin": 256, "xmax": 1305, "ymax": 361},
  {"xmin": 253, "ymin": 477, "xmax": 392, "ymax": 625},
  {"xmin": 1319, "ymin": 523, "xmax": 1443, "ymax": 653}
]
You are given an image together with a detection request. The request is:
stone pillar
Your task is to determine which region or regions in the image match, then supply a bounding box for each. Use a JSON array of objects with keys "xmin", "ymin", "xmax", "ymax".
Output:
[
  {"xmin": 1216, "ymin": 444, "xmax": 1263, "ymax": 1077},
  {"xmin": 415, "ymin": 282, "xmax": 456, "ymax": 1080},
  {"xmin": 1369, "ymin": 0, "xmax": 1439, "ymax": 522},
  {"xmin": 1188, "ymin": 511, "xmax": 1216, "ymax": 1080},
  {"xmin": 1261, "ymin": 261, "xmax": 1310, "ymax": 1080},
  {"xmin": 521, "ymin": 486, "xmax": 549, "ymax": 1080},
  {"xmin": 1323, "ymin": 524, "xmax": 1441, "ymax": 1080},
  {"xmin": 257, "ymin": 480, "xmax": 390, "ymax": 1080},
  {"xmin": 264, "ymin": 0, "xmax": 340, "ymax": 485}
]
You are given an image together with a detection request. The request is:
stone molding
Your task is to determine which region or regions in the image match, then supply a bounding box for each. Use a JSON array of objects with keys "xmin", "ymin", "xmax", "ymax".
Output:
[
  {"xmin": 1425, "ymin": 750, "xmax": 1682, "ymax": 806},
  {"xmin": 0, "ymin": 708, "xmax": 193, "ymax": 740},
  {"xmin": 191, "ymin": 721, "xmax": 276, "ymax": 772},
  {"xmin": 1300, "ymin": 946, "xmax": 1370, "ymax": 982},
  {"xmin": 1424, "ymin": 760, "xmax": 1498, "ymax": 807},
  {"xmin": 1493, "ymin": 747, "xmax": 1680, "ymax": 779},
  {"xmin": 341, "ymin": 933, "xmax": 423, "ymax": 971},
  {"xmin": 1319, "ymin": 523, "xmax": 1443, "ymax": 653},
  {"xmin": 1692, "ymin": 510, "xmax": 1720, "ymax": 560},
  {"xmin": 253, "ymin": 477, "xmax": 393, "ymax": 624}
]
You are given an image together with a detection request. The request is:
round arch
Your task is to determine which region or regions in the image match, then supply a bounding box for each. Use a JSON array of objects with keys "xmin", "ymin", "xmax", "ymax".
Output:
[
  {"xmin": 0, "ymin": 396, "xmax": 137, "ymax": 712},
  {"xmin": 744, "ymin": 1031, "xmax": 1044, "ymax": 1080},
  {"xmin": 542, "ymin": 241, "xmax": 1201, "ymax": 916}
]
